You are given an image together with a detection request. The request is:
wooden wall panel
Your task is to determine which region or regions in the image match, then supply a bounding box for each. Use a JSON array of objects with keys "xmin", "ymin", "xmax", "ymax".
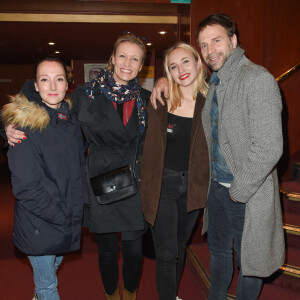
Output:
[
  {"xmin": 0, "ymin": 65, "xmax": 34, "ymax": 108},
  {"xmin": 0, "ymin": 64, "xmax": 34, "ymax": 163},
  {"xmin": 0, "ymin": 0, "xmax": 184, "ymax": 14},
  {"xmin": 90, "ymin": 0, "xmax": 170, "ymax": 2},
  {"xmin": 191, "ymin": 0, "xmax": 300, "ymax": 75},
  {"xmin": 279, "ymin": 71, "xmax": 300, "ymax": 177}
]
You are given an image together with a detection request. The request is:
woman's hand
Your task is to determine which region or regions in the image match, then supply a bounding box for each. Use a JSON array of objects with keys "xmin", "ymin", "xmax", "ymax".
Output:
[
  {"xmin": 6, "ymin": 124, "xmax": 26, "ymax": 146},
  {"xmin": 150, "ymin": 77, "xmax": 169, "ymax": 109}
]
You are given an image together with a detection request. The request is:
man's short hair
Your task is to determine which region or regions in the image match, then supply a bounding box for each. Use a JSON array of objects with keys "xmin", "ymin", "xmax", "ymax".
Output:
[{"xmin": 196, "ymin": 14, "xmax": 240, "ymax": 45}]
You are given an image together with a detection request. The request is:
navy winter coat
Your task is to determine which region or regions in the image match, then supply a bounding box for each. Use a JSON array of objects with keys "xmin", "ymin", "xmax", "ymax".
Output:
[{"xmin": 1, "ymin": 84, "xmax": 88, "ymax": 255}]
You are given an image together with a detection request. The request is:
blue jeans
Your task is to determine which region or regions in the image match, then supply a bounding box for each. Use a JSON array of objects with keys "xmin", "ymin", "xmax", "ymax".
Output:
[
  {"xmin": 152, "ymin": 167, "xmax": 200, "ymax": 300},
  {"xmin": 28, "ymin": 255, "xmax": 63, "ymax": 300},
  {"xmin": 207, "ymin": 181, "xmax": 262, "ymax": 300}
]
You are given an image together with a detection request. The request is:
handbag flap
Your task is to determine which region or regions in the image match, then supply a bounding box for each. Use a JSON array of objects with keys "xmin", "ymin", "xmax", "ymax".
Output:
[{"xmin": 90, "ymin": 165, "xmax": 134, "ymax": 195}]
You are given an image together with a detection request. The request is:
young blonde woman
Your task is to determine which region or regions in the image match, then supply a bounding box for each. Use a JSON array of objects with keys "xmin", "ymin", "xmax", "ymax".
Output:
[{"xmin": 140, "ymin": 42, "xmax": 210, "ymax": 300}]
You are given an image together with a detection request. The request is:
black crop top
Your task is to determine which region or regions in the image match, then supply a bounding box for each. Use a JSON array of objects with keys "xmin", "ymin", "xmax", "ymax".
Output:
[{"xmin": 164, "ymin": 112, "xmax": 193, "ymax": 172}]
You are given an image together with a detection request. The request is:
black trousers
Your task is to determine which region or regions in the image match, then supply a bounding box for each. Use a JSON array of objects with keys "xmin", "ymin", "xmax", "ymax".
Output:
[
  {"xmin": 152, "ymin": 167, "xmax": 199, "ymax": 300},
  {"xmin": 95, "ymin": 232, "xmax": 143, "ymax": 295}
]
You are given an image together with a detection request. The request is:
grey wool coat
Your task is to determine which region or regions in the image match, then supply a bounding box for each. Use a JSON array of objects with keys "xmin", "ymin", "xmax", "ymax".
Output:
[{"xmin": 202, "ymin": 47, "xmax": 285, "ymax": 277}]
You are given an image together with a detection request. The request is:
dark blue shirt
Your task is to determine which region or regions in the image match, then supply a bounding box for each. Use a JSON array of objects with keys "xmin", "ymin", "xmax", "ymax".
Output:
[{"xmin": 210, "ymin": 72, "xmax": 233, "ymax": 183}]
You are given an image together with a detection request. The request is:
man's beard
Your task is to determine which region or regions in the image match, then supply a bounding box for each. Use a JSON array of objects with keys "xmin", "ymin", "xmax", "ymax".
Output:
[{"xmin": 205, "ymin": 42, "xmax": 234, "ymax": 71}]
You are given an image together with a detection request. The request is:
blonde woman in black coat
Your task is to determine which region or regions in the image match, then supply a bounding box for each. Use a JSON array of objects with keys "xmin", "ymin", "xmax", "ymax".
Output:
[{"xmin": 72, "ymin": 34, "xmax": 150, "ymax": 300}]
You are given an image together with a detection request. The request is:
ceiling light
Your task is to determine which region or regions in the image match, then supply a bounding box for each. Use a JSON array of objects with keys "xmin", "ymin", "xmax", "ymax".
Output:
[
  {"xmin": 55, "ymin": 51, "xmax": 60, "ymax": 54},
  {"xmin": 158, "ymin": 31, "xmax": 167, "ymax": 35},
  {"xmin": 146, "ymin": 42, "xmax": 152, "ymax": 46},
  {"xmin": 48, "ymin": 42, "xmax": 55, "ymax": 45}
]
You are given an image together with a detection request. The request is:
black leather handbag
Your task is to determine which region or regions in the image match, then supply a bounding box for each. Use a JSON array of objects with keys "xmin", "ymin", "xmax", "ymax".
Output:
[
  {"xmin": 90, "ymin": 135, "xmax": 140, "ymax": 205},
  {"xmin": 90, "ymin": 165, "xmax": 137, "ymax": 204}
]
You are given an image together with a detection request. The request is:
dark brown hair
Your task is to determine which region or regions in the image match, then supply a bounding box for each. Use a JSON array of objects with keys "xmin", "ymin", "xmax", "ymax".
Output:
[
  {"xmin": 196, "ymin": 14, "xmax": 240, "ymax": 45},
  {"xmin": 34, "ymin": 57, "xmax": 67, "ymax": 81}
]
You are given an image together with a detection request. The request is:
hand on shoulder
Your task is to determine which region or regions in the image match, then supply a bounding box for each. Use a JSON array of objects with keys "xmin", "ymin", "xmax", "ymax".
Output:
[{"xmin": 150, "ymin": 77, "xmax": 169, "ymax": 109}]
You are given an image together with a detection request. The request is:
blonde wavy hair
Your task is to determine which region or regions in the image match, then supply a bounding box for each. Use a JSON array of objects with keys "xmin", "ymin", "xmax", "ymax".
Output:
[
  {"xmin": 164, "ymin": 42, "xmax": 208, "ymax": 112},
  {"xmin": 107, "ymin": 33, "xmax": 146, "ymax": 71}
]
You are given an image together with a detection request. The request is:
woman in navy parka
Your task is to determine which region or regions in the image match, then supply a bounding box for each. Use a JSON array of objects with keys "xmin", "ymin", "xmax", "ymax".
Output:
[{"xmin": 1, "ymin": 58, "xmax": 88, "ymax": 300}]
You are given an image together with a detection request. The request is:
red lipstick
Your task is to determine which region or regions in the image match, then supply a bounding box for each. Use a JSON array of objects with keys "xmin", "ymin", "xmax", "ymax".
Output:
[{"xmin": 179, "ymin": 73, "xmax": 190, "ymax": 80}]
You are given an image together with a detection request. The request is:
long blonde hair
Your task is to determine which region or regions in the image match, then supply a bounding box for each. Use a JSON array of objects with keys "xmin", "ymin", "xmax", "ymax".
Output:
[{"xmin": 164, "ymin": 42, "xmax": 208, "ymax": 112}]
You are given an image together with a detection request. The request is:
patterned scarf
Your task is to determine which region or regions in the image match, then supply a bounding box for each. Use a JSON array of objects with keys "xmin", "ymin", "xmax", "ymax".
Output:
[{"xmin": 85, "ymin": 69, "xmax": 146, "ymax": 135}]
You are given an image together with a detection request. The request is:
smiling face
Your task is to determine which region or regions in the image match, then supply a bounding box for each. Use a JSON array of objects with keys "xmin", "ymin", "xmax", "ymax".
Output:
[
  {"xmin": 111, "ymin": 41, "xmax": 143, "ymax": 85},
  {"xmin": 167, "ymin": 47, "xmax": 201, "ymax": 88},
  {"xmin": 198, "ymin": 24, "xmax": 237, "ymax": 71},
  {"xmin": 34, "ymin": 61, "xmax": 68, "ymax": 109}
]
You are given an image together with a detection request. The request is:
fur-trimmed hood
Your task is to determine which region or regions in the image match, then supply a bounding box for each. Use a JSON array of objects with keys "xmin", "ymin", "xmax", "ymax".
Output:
[{"xmin": 1, "ymin": 93, "xmax": 72, "ymax": 132}]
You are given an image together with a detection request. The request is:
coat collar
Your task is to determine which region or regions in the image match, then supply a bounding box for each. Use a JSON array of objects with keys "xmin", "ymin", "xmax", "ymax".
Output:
[
  {"xmin": 217, "ymin": 46, "xmax": 245, "ymax": 84},
  {"xmin": 190, "ymin": 93, "xmax": 206, "ymax": 151},
  {"xmin": 1, "ymin": 93, "xmax": 71, "ymax": 132},
  {"xmin": 1, "ymin": 93, "xmax": 50, "ymax": 131}
]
